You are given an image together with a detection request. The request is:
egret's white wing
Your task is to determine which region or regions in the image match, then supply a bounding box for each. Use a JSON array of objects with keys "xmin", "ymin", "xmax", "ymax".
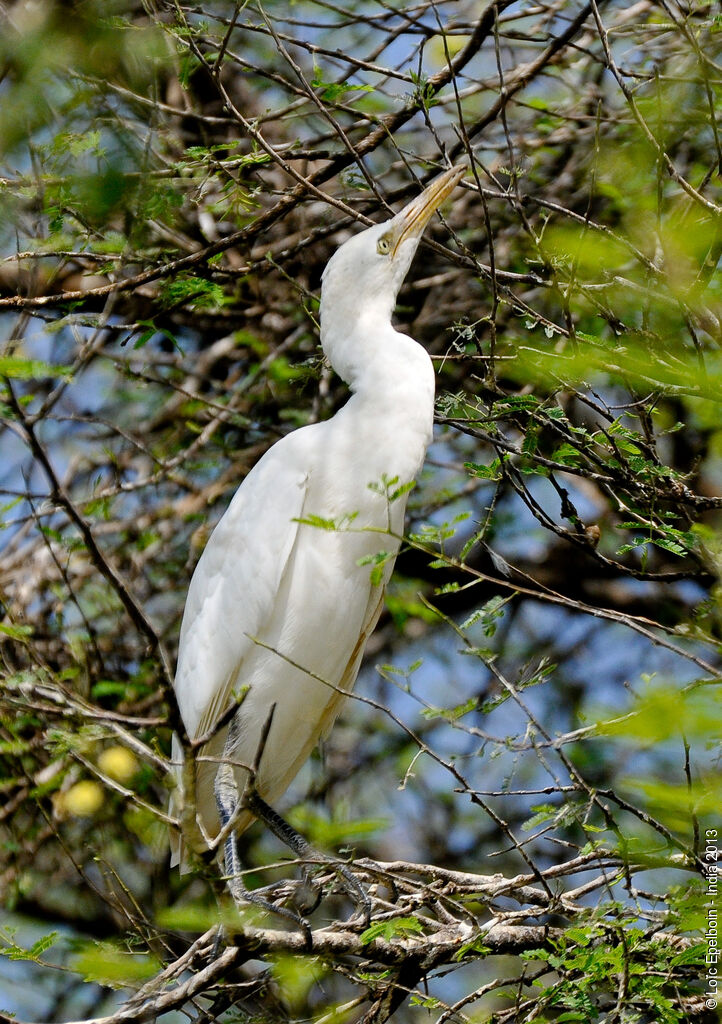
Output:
[
  {"xmin": 170, "ymin": 434, "xmax": 311, "ymax": 866},
  {"xmin": 174, "ymin": 438, "xmax": 310, "ymax": 739},
  {"xmin": 265, "ymin": 568, "xmax": 388, "ymax": 808}
]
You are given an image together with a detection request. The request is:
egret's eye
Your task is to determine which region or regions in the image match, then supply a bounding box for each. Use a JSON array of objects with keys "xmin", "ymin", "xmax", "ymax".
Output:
[{"xmin": 376, "ymin": 236, "xmax": 391, "ymax": 256}]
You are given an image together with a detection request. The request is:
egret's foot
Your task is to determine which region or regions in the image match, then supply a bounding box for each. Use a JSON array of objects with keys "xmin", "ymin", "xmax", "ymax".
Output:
[
  {"xmin": 227, "ymin": 878, "xmax": 312, "ymax": 949},
  {"xmin": 243, "ymin": 788, "xmax": 371, "ymax": 925},
  {"xmin": 251, "ymin": 876, "xmax": 320, "ymax": 915},
  {"xmin": 210, "ymin": 923, "xmax": 225, "ymax": 960},
  {"xmin": 254, "ymin": 861, "xmax": 362, "ymax": 922},
  {"xmin": 215, "ymin": 751, "xmax": 368, "ymax": 935},
  {"xmin": 297, "ymin": 855, "xmax": 371, "ymax": 928},
  {"xmin": 296, "ymin": 869, "xmax": 323, "ymax": 916},
  {"xmin": 333, "ymin": 860, "xmax": 372, "ymax": 928}
]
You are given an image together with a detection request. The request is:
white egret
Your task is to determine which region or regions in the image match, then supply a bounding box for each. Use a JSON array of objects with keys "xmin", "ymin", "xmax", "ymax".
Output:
[{"xmin": 171, "ymin": 165, "xmax": 464, "ymax": 921}]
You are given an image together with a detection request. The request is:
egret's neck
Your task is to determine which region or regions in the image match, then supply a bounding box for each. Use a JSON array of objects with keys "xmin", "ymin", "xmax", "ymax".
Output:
[
  {"xmin": 322, "ymin": 304, "xmax": 429, "ymax": 390},
  {"xmin": 321, "ymin": 308, "xmax": 436, "ymax": 478}
]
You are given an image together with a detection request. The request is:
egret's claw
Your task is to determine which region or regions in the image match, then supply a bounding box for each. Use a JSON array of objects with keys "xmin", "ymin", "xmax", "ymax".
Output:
[{"xmin": 296, "ymin": 872, "xmax": 323, "ymax": 916}]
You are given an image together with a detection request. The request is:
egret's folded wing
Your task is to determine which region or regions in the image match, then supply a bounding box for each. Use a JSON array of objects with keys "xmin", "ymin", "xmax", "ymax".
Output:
[{"xmin": 173, "ymin": 437, "xmax": 311, "ymax": 741}]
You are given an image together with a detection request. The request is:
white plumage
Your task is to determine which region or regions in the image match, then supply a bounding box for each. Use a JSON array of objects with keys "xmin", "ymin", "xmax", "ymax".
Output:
[{"xmin": 171, "ymin": 166, "xmax": 463, "ymax": 871}]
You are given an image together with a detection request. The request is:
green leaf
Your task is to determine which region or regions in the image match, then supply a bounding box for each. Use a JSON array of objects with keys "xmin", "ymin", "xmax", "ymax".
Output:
[
  {"xmin": 132, "ymin": 320, "xmax": 180, "ymax": 351},
  {"xmin": 464, "ymin": 459, "xmax": 502, "ymax": 481},
  {"xmin": 495, "ymin": 394, "xmax": 540, "ymax": 411},
  {"xmin": 0, "ymin": 356, "xmax": 71, "ymax": 380},
  {"xmin": 29, "ymin": 933, "xmax": 59, "ymax": 959},
  {"xmin": 0, "ymin": 495, "xmax": 22, "ymax": 527},
  {"xmin": 270, "ymin": 954, "xmax": 324, "ymax": 1013},
  {"xmin": 0, "ymin": 931, "xmax": 58, "ymax": 963},
  {"xmin": 653, "ymin": 536, "xmax": 689, "ymax": 557},
  {"xmin": 453, "ymin": 937, "xmax": 491, "ymax": 961},
  {"xmin": 178, "ymin": 51, "xmax": 201, "ymax": 89},
  {"xmin": 0, "ymin": 623, "xmax": 33, "ymax": 643},
  {"xmin": 296, "ymin": 512, "xmax": 358, "ymax": 531},
  {"xmin": 377, "ymin": 659, "xmax": 423, "ymax": 681},
  {"xmin": 90, "ymin": 680, "xmax": 129, "ymax": 699},
  {"xmin": 311, "ymin": 63, "xmax": 372, "ymax": 103},
  {"xmin": 409, "ymin": 994, "xmax": 442, "ymax": 1009},
  {"xmin": 160, "ymin": 275, "xmax": 225, "ymax": 310},
  {"xmin": 156, "ymin": 902, "xmax": 222, "ymax": 932},
  {"xmin": 521, "ymin": 425, "xmax": 539, "ymax": 458},
  {"xmin": 551, "ymin": 442, "xmax": 584, "ymax": 467},
  {"xmin": 71, "ymin": 942, "xmax": 160, "ymax": 988},
  {"xmin": 288, "ymin": 807, "xmax": 388, "ymax": 847},
  {"xmin": 460, "ymin": 595, "xmax": 507, "ymax": 635},
  {"xmin": 360, "ymin": 916, "xmax": 424, "ymax": 944},
  {"xmin": 388, "ymin": 479, "xmax": 415, "ymax": 502},
  {"xmin": 421, "ymin": 696, "xmax": 478, "ymax": 722}
]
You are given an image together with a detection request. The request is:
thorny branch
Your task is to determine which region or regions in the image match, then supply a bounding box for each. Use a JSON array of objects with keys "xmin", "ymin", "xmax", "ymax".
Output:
[{"xmin": 0, "ymin": 850, "xmax": 702, "ymax": 1024}]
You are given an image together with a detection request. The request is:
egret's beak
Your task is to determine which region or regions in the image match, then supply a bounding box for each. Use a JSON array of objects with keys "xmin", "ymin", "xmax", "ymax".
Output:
[{"xmin": 390, "ymin": 165, "xmax": 465, "ymax": 257}]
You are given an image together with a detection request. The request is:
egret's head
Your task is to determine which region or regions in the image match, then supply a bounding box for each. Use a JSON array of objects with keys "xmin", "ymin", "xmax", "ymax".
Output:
[{"xmin": 320, "ymin": 165, "xmax": 464, "ymax": 371}]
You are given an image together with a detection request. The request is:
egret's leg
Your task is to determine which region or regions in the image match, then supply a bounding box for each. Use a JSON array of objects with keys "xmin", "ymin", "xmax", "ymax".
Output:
[
  {"xmin": 213, "ymin": 726, "xmax": 312, "ymax": 946},
  {"xmin": 237, "ymin": 703, "xmax": 361, "ymax": 917},
  {"xmin": 244, "ymin": 788, "xmax": 372, "ymax": 926},
  {"xmin": 215, "ymin": 711, "xmax": 370, "ymax": 927}
]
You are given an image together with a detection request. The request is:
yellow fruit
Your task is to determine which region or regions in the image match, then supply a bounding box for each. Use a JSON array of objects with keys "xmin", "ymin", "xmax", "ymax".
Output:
[
  {"xmin": 62, "ymin": 780, "xmax": 104, "ymax": 817},
  {"xmin": 98, "ymin": 746, "xmax": 139, "ymax": 783}
]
